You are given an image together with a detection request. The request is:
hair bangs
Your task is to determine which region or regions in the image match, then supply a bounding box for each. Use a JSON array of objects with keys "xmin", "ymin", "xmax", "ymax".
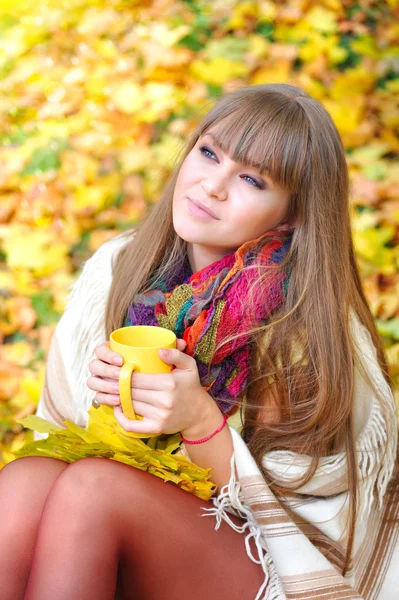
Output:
[{"xmin": 202, "ymin": 101, "xmax": 309, "ymax": 195}]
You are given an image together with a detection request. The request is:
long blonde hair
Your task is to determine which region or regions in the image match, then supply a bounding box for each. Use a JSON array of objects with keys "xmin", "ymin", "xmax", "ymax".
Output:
[{"xmin": 105, "ymin": 83, "xmax": 393, "ymax": 573}]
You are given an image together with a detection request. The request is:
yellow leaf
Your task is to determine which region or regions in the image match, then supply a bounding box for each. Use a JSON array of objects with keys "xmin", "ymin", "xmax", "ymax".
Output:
[
  {"xmin": 295, "ymin": 74, "xmax": 326, "ymax": 101},
  {"xmin": 257, "ymin": 1, "xmax": 278, "ymax": 22},
  {"xmin": 0, "ymin": 272, "xmax": 14, "ymax": 293},
  {"xmin": 147, "ymin": 22, "xmax": 191, "ymax": 47},
  {"xmin": 72, "ymin": 173, "xmax": 122, "ymax": 214},
  {"xmin": 3, "ymin": 225, "xmax": 69, "ymax": 277},
  {"xmin": 304, "ymin": 6, "xmax": 338, "ymax": 34},
  {"xmin": 299, "ymin": 34, "xmax": 326, "ymax": 62},
  {"xmin": 322, "ymin": 0, "xmax": 344, "ymax": 10},
  {"xmin": 190, "ymin": 57, "xmax": 249, "ymax": 86},
  {"xmin": 350, "ymin": 36, "xmax": 381, "ymax": 59},
  {"xmin": 323, "ymin": 98, "xmax": 363, "ymax": 135},
  {"xmin": 93, "ymin": 39, "xmax": 118, "ymax": 59},
  {"xmin": 353, "ymin": 227, "xmax": 396, "ymax": 273},
  {"xmin": 225, "ymin": 1, "xmax": 259, "ymax": 30},
  {"xmin": 11, "ymin": 368, "xmax": 45, "ymax": 409},
  {"xmin": 139, "ymin": 82, "xmax": 181, "ymax": 123},
  {"xmin": 152, "ymin": 133, "xmax": 185, "ymax": 169},
  {"xmin": 112, "ymin": 82, "xmax": 146, "ymax": 115},
  {"xmin": 58, "ymin": 151, "xmax": 99, "ymax": 188},
  {"xmin": 330, "ymin": 67, "xmax": 376, "ymax": 100},
  {"xmin": 13, "ymin": 270, "xmax": 40, "ymax": 296},
  {"xmin": 1, "ymin": 341, "xmax": 35, "ymax": 366},
  {"xmin": 274, "ymin": 22, "xmax": 312, "ymax": 44},
  {"xmin": 247, "ymin": 34, "xmax": 270, "ymax": 59},
  {"xmin": 251, "ymin": 60, "xmax": 291, "ymax": 85},
  {"xmin": 327, "ymin": 44, "xmax": 348, "ymax": 65},
  {"xmin": 118, "ymin": 146, "xmax": 153, "ymax": 174},
  {"xmin": 16, "ymin": 415, "xmax": 62, "ymax": 434},
  {"xmin": 386, "ymin": 344, "xmax": 399, "ymax": 375}
]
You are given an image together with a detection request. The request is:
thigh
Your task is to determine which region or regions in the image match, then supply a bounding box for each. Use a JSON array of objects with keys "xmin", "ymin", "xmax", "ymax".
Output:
[
  {"xmin": 0, "ymin": 457, "xmax": 69, "ymax": 600},
  {"xmin": 47, "ymin": 457, "xmax": 265, "ymax": 600},
  {"xmin": 118, "ymin": 466, "xmax": 266, "ymax": 600}
]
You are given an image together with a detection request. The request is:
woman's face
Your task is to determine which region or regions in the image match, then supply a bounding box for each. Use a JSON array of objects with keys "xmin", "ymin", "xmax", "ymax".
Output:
[{"xmin": 172, "ymin": 129, "xmax": 294, "ymax": 271}]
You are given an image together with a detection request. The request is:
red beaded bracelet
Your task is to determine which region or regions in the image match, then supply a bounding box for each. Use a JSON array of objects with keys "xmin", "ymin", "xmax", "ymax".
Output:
[{"xmin": 180, "ymin": 414, "xmax": 228, "ymax": 445}]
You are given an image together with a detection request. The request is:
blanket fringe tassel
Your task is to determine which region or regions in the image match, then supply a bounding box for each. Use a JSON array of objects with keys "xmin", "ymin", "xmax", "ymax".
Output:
[{"xmin": 200, "ymin": 453, "xmax": 286, "ymax": 600}]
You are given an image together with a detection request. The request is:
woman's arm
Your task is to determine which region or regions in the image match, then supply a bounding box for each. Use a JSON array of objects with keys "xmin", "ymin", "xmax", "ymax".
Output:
[
  {"xmin": 182, "ymin": 382, "xmax": 281, "ymax": 493},
  {"xmin": 180, "ymin": 400, "xmax": 235, "ymax": 493}
]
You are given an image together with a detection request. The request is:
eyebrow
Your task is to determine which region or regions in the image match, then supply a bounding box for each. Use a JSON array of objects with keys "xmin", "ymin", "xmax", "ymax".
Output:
[{"xmin": 202, "ymin": 132, "xmax": 271, "ymax": 178}]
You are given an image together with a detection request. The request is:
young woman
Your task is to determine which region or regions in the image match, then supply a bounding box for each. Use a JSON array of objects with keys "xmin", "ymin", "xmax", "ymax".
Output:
[{"xmin": 0, "ymin": 83, "xmax": 397, "ymax": 600}]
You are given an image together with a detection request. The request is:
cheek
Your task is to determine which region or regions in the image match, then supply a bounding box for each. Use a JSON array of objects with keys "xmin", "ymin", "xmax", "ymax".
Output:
[{"xmin": 229, "ymin": 203, "xmax": 283, "ymax": 237}]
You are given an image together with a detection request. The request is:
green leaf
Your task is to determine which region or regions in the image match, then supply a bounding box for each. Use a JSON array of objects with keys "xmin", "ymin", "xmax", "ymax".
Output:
[
  {"xmin": 30, "ymin": 290, "xmax": 60, "ymax": 326},
  {"xmin": 205, "ymin": 37, "xmax": 248, "ymax": 62},
  {"xmin": 376, "ymin": 318, "xmax": 399, "ymax": 341},
  {"xmin": 21, "ymin": 146, "xmax": 61, "ymax": 175},
  {"xmin": 21, "ymin": 138, "xmax": 68, "ymax": 176},
  {"xmin": 255, "ymin": 22, "xmax": 274, "ymax": 38},
  {"xmin": 350, "ymin": 144, "xmax": 391, "ymax": 164},
  {"xmin": 362, "ymin": 162, "xmax": 389, "ymax": 181}
]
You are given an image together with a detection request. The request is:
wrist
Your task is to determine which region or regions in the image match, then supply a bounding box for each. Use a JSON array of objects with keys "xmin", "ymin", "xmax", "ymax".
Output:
[{"xmin": 181, "ymin": 398, "xmax": 224, "ymax": 440}]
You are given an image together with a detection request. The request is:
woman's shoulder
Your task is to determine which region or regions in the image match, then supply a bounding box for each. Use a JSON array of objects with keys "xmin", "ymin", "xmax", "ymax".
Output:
[
  {"xmin": 61, "ymin": 228, "xmax": 137, "ymax": 313},
  {"xmin": 72, "ymin": 229, "xmax": 136, "ymax": 285},
  {"xmin": 85, "ymin": 228, "xmax": 137, "ymax": 272}
]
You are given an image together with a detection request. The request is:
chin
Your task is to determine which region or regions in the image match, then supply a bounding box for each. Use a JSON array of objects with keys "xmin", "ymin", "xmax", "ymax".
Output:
[{"xmin": 172, "ymin": 218, "xmax": 206, "ymax": 244}]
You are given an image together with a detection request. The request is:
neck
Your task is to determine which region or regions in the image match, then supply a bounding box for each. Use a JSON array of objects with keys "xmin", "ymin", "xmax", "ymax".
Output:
[{"xmin": 187, "ymin": 243, "xmax": 236, "ymax": 273}]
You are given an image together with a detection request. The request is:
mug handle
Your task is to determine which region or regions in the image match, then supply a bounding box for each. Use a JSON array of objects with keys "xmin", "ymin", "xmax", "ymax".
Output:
[{"xmin": 119, "ymin": 362, "xmax": 138, "ymax": 420}]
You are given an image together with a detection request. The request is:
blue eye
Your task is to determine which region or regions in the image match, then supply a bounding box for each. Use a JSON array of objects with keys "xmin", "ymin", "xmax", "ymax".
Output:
[
  {"xmin": 199, "ymin": 145, "xmax": 265, "ymax": 190},
  {"xmin": 200, "ymin": 145, "xmax": 215, "ymax": 160},
  {"xmin": 244, "ymin": 175, "xmax": 262, "ymax": 188}
]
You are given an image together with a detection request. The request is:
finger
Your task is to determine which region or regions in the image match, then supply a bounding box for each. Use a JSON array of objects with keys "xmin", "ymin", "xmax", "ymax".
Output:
[
  {"xmin": 88, "ymin": 358, "xmax": 121, "ymax": 381},
  {"xmin": 158, "ymin": 347, "xmax": 193, "ymax": 370},
  {"xmin": 94, "ymin": 341, "xmax": 123, "ymax": 366},
  {"xmin": 130, "ymin": 387, "xmax": 166, "ymax": 408},
  {"xmin": 87, "ymin": 374, "xmax": 121, "ymax": 396},
  {"xmin": 119, "ymin": 398, "xmax": 158, "ymax": 420},
  {"xmin": 130, "ymin": 371, "xmax": 174, "ymax": 391},
  {"xmin": 176, "ymin": 338, "xmax": 187, "ymax": 351},
  {"xmin": 113, "ymin": 405, "xmax": 161, "ymax": 435},
  {"xmin": 92, "ymin": 391, "xmax": 121, "ymax": 407}
]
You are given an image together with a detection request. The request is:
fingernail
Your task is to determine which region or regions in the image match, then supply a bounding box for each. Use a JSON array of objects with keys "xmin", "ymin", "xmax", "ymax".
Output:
[
  {"xmin": 113, "ymin": 368, "xmax": 121, "ymax": 377},
  {"xmin": 113, "ymin": 356, "xmax": 123, "ymax": 365}
]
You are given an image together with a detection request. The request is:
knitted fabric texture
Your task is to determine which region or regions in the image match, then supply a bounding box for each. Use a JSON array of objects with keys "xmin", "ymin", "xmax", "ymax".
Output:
[{"xmin": 124, "ymin": 229, "xmax": 293, "ymax": 417}]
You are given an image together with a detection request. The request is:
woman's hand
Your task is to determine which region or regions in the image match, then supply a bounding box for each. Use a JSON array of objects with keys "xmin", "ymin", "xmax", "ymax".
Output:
[
  {"xmin": 112, "ymin": 343, "xmax": 221, "ymax": 437},
  {"xmin": 87, "ymin": 341, "xmax": 125, "ymax": 407},
  {"xmin": 86, "ymin": 338, "xmax": 195, "ymax": 412}
]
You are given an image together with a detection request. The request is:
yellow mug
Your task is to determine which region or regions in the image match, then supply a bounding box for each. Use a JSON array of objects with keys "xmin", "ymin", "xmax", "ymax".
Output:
[{"xmin": 109, "ymin": 325, "xmax": 177, "ymax": 438}]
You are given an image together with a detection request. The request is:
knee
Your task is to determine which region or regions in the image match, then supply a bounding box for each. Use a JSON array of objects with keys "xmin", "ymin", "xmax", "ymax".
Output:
[
  {"xmin": 42, "ymin": 458, "xmax": 121, "ymax": 528},
  {"xmin": 0, "ymin": 456, "xmax": 68, "ymax": 504},
  {"xmin": 43, "ymin": 458, "xmax": 160, "ymax": 526},
  {"xmin": 0, "ymin": 456, "xmax": 64, "ymax": 481},
  {"xmin": 0, "ymin": 457, "xmax": 68, "ymax": 534}
]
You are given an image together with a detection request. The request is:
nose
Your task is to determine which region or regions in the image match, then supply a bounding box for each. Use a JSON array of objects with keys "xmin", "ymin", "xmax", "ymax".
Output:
[{"xmin": 200, "ymin": 177, "xmax": 228, "ymax": 201}]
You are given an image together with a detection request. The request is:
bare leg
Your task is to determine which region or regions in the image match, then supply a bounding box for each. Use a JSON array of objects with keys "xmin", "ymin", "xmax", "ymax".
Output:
[
  {"xmin": 25, "ymin": 457, "xmax": 265, "ymax": 600},
  {"xmin": 0, "ymin": 457, "xmax": 69, "ymax": 600}
]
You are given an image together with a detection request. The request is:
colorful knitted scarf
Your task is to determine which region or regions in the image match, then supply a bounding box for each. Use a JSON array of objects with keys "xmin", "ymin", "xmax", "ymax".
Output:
[{"xmin": 123, "ymin": 229, "xmax": 293, "ymax": 417}]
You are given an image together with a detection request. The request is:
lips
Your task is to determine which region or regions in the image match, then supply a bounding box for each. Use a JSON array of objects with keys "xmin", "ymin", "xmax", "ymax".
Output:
[{"xmin": 188, "ymin": 198, "xmax": 218, "ymax": 219}]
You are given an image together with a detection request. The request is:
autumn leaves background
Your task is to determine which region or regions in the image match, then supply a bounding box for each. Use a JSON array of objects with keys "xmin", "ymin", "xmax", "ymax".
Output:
[{"xmin": 0, "ymin": 0, "xmax": 398, "ymax": 465}]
